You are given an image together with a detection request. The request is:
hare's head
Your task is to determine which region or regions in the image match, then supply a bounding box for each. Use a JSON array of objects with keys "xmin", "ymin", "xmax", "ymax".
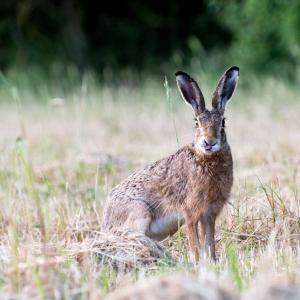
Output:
[{"xmin": 175, "ymin": 66, "xmax": 239, "ymax": 155}]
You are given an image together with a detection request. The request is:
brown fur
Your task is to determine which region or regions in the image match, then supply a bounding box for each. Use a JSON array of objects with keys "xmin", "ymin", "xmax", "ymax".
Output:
[{"xmin": 101, "ymin": 66, "xmax": 239, "ymax": 261}]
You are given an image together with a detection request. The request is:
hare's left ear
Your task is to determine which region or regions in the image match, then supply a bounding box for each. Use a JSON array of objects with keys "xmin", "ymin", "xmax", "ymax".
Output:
[
  {"xmin": 212, "ymin": 66, "xmax": 239, "ymax": 114},
  {"xmin": 175, "ymin": 71, "xmax": 205, "ymax": 115}
]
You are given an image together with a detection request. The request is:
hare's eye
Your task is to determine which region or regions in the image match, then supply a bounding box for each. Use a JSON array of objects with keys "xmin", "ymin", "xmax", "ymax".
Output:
[
  {"xmin": 222, "ymin": 118, "xmax": 226, "ymax": 128},
  {"xmin": 195, "ymin": 121, "xmax": 199, "ymax": 128}
]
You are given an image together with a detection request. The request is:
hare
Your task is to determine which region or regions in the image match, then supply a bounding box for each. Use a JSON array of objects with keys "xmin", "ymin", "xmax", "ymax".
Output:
[{"xmin": 101, "ymin": 66, "xmax": 239, "ymax": 261}]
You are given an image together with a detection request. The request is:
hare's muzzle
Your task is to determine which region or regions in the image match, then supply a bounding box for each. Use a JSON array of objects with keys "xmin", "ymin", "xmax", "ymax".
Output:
[
  {"xmin": 204, "ymin": 140, "xmax": 217, "ymax": 150},
  {"xmin": 199, "ymin": 138, "xmax": 221, "ymax": 154}
]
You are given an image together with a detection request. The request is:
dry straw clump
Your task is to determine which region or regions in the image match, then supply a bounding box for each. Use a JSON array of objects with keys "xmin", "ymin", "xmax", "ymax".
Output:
[
  {"xmin": 74, "ymin": 230, "xmax": 166, "ymax": 270},
  {"xmin": 105, "ymin": 273, "xmax": 300, "ymax": 300},
  {"xmin": 105, "ymin": 274, "xmax": 236, "ymax": 300}
]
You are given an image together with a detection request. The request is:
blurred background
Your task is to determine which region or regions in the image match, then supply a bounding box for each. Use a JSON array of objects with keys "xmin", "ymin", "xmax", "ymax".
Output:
[{"xmin": 1, "ymin": 0, "xmax": 300, "ymax": 85}]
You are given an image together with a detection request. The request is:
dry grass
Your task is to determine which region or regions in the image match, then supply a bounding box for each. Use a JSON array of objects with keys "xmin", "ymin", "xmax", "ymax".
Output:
[{"xmin": 0, "ymin": 76, "xmax": 300, "ymax": 299}]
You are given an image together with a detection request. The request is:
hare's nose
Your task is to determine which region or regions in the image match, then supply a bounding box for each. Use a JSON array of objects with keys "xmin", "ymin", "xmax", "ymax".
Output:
[
  {"xmin": 204, "ymin": 139, "xmax": 217, "ymax": 147},
  {"xmin": 204, "ymin": 139, "xmax": 217, "ymax": 150}
]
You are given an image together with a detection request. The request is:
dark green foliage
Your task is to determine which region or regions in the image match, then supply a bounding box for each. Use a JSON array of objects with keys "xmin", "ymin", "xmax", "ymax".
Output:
[
  {"xmin": 214, "ymin": 0, "xmax": 300, "ymax": 79},
  {"xmin": 0, "ymin": 0, "xmax": 299, "ymax": 78}
]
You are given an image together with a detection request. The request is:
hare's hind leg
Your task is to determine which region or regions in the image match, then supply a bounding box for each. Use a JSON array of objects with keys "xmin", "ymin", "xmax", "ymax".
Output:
[{"xmin": 124, "ymin": 201, "xmax": 153, "ymax": 235}]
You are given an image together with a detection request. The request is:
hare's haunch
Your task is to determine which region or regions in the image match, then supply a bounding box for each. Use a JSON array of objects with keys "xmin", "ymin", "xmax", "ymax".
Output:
[{"xmin": 101, "ymin": 66, "xmax": 239, "ymax": 261}]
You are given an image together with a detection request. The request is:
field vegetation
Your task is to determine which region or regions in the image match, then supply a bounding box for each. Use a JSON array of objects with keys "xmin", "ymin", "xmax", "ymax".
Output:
[{"xmin": 0, "ymin": 71, "xmax": 299, "ymax": 299}]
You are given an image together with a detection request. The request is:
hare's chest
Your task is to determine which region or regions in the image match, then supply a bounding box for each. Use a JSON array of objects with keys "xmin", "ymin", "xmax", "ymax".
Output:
[{"xmin": 196, "ymin": 162, "xmax": 233, "ymax": 202}]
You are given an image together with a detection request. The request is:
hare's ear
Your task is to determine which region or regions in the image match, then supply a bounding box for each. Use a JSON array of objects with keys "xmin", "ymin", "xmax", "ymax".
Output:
[
  {"xmin": 212, "ymin": 66, "xmax": 239, "ymax": 114},
  {"xmin": 175, "ymin": 71, "xmax": 205, "ymax": 114}
]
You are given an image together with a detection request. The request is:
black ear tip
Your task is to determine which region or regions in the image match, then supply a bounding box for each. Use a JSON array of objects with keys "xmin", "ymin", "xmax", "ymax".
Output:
[
  {"xmin": 175, "ymin": 71, "xmax": 190, "ymax": 78},
  {"xmin": 228, "ymin": 66, "xmax": 240, "ymax": 73}
]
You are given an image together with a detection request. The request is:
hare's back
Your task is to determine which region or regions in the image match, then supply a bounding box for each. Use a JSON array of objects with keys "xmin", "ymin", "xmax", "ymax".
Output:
[{"xmin": 109, "ymin": 146, "xmax": 195, "ymax": 201}]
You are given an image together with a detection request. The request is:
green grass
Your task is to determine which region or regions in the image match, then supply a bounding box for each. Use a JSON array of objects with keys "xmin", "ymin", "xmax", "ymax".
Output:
[{"xmin": 0, "ymin": 72, "xmax": 300, "ymax": 298}]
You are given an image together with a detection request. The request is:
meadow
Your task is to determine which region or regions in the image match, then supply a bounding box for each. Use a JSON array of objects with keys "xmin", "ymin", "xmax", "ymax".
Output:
[{"xmin": 0, "ymin": 71, "xmax": 300, "ymax": 299}]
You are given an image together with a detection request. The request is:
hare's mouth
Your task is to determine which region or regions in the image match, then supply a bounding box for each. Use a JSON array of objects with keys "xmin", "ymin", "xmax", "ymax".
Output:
[
  {"xmin": 204, "ymin": 143, "xmax": 216, "ymax": 151},
  {"xmin": 200, "ymin": 141, "xmax": 221, "ymax": 154}
]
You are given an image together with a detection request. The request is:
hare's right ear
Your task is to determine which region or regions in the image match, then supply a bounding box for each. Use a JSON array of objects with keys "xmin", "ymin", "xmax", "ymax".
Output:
[
  {"xmin": 212, "ymin": 66, "xmax": 239, "ymax": 114},
  {"xmin": 175, "ymin": 71, "xmax": 205, "ymax": 114}
]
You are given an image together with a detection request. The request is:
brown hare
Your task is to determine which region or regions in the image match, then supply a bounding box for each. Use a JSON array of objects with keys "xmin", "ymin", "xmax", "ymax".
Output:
[{"xmin": 101, "ymin": 66, "xmax": 239, "ymax": 261}]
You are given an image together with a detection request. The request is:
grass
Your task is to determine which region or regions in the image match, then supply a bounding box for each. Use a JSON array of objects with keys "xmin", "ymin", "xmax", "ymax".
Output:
[{"xmin": 0, "ymin": 72, "xmax": 300, "ymax": 299}]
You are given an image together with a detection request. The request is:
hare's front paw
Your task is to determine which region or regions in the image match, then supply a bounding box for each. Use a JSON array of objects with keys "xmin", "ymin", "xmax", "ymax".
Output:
[{"xmin": 188, "ymin": 250, "xmax": 199, "ymax": 264}]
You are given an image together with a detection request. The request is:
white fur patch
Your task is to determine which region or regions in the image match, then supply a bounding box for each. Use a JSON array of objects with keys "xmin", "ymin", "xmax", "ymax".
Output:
[{"xmin": 149, "ymin": 212, "xmax": 183, "ymax": 240}]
